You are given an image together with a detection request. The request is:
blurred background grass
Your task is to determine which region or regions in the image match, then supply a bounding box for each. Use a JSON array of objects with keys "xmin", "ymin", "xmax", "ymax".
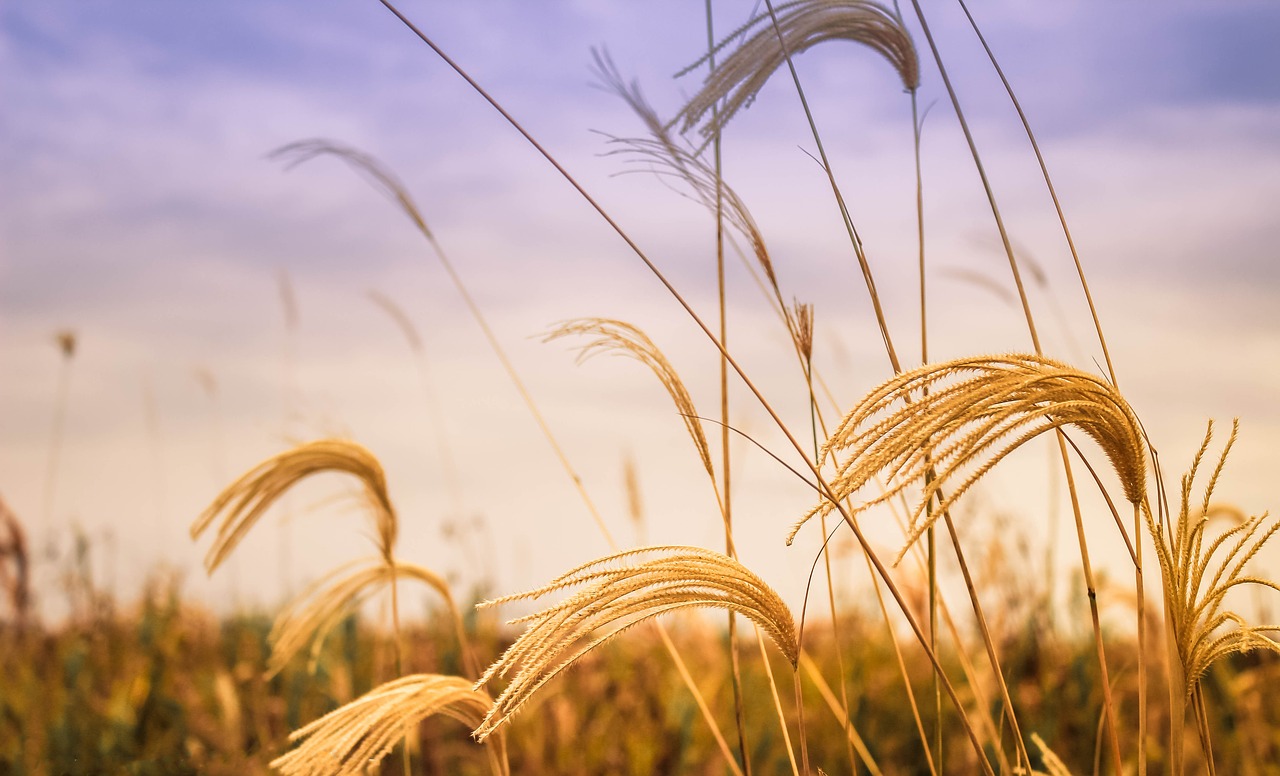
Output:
[{"xmin": 4, "ymin": 529, "xmax": 1278, "ymax": 775}]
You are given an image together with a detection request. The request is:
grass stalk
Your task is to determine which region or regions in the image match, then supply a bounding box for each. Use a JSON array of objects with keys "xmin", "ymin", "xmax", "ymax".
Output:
[
  {"xmin": 702, "ymin": 5, "xmax": 752, "ymax": 773},
  {"xmin": 387, "ymin": 556, "xmax": 411, "ymax": 776},
  {"xmin": 860, "ymin": 547, "xmax": 938, "ymax": 775},
  {"xmin": 955, "ymin": 8, "xmax": 1148, "ymax": 763},
  {"xmin": 372, "ymin": 4, "xmax": 993, "ymax": 767},
  {"xmin": 803, "ymin": 345, "xmax": 858, "ymax": 776},
  {"xmin": 907, "ymin": 3, "xmax": 1126, "ymax": 770},
  {"xmin": 792, "ymin": 668, "xmax": 812, "ymax": 776},
  {"xmin": 953, "ymin": 0, "xmax": 1118, "ymax": 388},
  {"xmin": 656, "ymin": 624, "xmax": 746, "ymax": 776},
  {"xmin": 765, "ymin": 635, "xmax": 803, "ymax": 776},
  {"xmin": 799, "ymin": 650, "xmax": 883, "ymax": 776},
  {"xmin": 758, "ymin": 0, "xmax": 903, "ymax": 376},
  {"xmin": 42, "ymin": 331, "xmax": 76, "ymax": 542},
  {"xmin": 367, "ymin": 290, "xmax": 465, "ymax": 519}
]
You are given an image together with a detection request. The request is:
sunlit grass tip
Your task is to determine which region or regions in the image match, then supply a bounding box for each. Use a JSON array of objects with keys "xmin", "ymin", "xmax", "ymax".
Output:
[
  {"xmin": 270, "ymin": 673, "xmax": 507, "ymax": 776},
  {"xmin": 267, "ymin": 555, "xmax": 456, "ymax": 677},
  {"xmin": 673, "ymin": 0, "xmax": 920, "ymax": 142},
  {"xmin": 788, "ymin": 353, "xmax": 1147, "ymax": 563},
  {"xmin": 190, "ymin": 439, "xmax": 398, "ymax": 572},
  {"xmin": 472, "ymin": 545, "xmax": 798, "ymax": 741}
]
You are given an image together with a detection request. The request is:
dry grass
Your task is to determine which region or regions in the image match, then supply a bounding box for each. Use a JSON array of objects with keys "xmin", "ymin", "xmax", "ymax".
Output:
[
  {"xmin": 270, "ymin": 674, "xmax": 506, "ymax": 776},
  {"xmin": 790, "ymin": 353, "xmax": 1147, "ymax": 560},
  {"xmin": 191, "ymin": 439, "xmax": 398, "ymax": 571},
  {"xmin": 674, "ymin": 0, "xmax": 919, "ymax": 141},
  {"xmin": 155, "ymin": 3, "xmax": 1280, "ymax": 774},
  {"xmin": 473, "ymin": 546, "xmax": 798, "ymax": 742}
]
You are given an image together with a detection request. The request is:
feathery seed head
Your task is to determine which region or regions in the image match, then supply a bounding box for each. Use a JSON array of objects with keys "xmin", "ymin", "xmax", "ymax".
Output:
[
  {"xmin": 593, "ymin": 53, "xmax": 780, "ymax": 295},
  {"xmin": 270, "ymin": 674, "xmax": 502, "ymax": 776},
  {"xmin": 190, "ymin": 439, "xmax": 399, "ymax": 572},
  {"xmin": 1146, "ymin": 420, "xmax": 1280, "ymax": 699},
  {"xmin": 54, "ymin": 330, "xmax": 77, "ymax": 359},
  {"xmin": 545, "ymin": 319, "xmax": 714, "ymax": 481},
  {"xmin": 674, "ymin": 0, "xmax": 920, "ymax": 141},
  {"xmin": 272, "ymin": 139, "xmax": 434, "ymax": 240},
  {"xmin": 789, "ymin": 354, "xmax": 1147, "ymax": 563},
  {"xmin": 267, "ymin": 556, "xmax": 454, "ymax": 677},
  {"xmin": 472, "ymin": 546, "xmax": 798, "ymax": 741}
]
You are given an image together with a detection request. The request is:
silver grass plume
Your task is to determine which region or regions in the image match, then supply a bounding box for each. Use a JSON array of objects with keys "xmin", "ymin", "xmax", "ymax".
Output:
[
  {"xmin": 271, "ymin": 674, "xmax": 506, "ymax": 776},
  {"xmin": 593, "ymin": 50, "xmax": 780, "ymax": 293},
  {"xmin": 191, "ymin": 439, "xmax": 398, "ymax": 571},
  {"xmin": 1147, "ymin": 420, "xmax": 1280, "ymax": 699},
  {"xmin": 472, "ymin": 546, "xmax": 798, "ymax": 741},
  {"xmin": 267, "ymin": 556, "xmax": 456, "ymax": 677},
  {"xmin": 789, "ymin": 354, "xmax": 1146, "ymax": 563},
  {"xmin": 545, "ymin": 318, "xmax": 713, "ymax": 481},
  {"xmin": 674, "ymin": 0, "xmax": 920, "ymax": 141}
]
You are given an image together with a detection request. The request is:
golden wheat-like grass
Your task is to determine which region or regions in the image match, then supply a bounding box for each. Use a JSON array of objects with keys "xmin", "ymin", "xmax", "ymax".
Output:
[
  {"xmin": 545, "ymin": 318, "xmax": 713, "ymax": 481},
  {"xmin": 267, "ymin": 556, "xmax": 456, "ymax": 677},
  {"xmin": 1148, "ymin": 420, "xmax": 1280, "ymax": 699},
  {"xmin": 1029, "ymin": 732, "xmax": 1075, "ymax": 776},
  {"xmin": 674, "ymin": 0, "xmax": 919, "ymax": 141},
  {"xmin": 270, "ymin": 674, "xmax": 506, "ymax": 776},
  {"xmin": 190, "ymin": 439, "xmax": 398, "ymax": 571},
  {"xmin": 788, "ymin": 354, "xmax": 1146, "ymax": 562},
  {"xmin": 472, "ymin": 545, "xmax": 798, "ymax": 741},
  {"xmin": 593, "ymin": 51, "xmax": 781, "ymax": 290}
]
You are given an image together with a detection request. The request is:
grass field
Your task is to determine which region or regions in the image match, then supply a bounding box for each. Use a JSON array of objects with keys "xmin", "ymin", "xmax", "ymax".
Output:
[{"xmin": 4, "ymin": 2, "xmax": 1280, "ymax": 774}]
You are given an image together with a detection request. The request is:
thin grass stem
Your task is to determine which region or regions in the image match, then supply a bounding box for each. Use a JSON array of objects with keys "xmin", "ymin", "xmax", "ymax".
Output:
[
  {"xmin": 373, "ymin": 5, "xmax": 993, "ymax": 767},
  {"xmin": 907, "ymin": 4, "xmax": 1127, "ymax": 770}
]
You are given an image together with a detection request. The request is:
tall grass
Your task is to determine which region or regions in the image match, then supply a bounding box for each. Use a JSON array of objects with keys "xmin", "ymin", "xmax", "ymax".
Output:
[{"xmin": 166, "ymin": 1, "xmax": 1280, "ymax": 774}]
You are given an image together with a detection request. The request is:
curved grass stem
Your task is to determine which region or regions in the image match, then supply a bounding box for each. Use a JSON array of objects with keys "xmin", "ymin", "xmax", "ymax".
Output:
[{"xmin": 374, "ymin": 2, "xmax": 993, "ymax": 768}]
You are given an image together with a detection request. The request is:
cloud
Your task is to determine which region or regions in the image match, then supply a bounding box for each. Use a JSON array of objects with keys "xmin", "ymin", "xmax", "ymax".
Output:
[{"xmin": 3, "ymin": 2, "xmax": 1278, "ymax": 613}]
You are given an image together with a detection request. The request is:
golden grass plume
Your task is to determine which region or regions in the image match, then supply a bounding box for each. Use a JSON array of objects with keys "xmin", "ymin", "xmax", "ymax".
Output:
[
  {"xmin": 270, "ymin": 674, "xmax": 506, "ymax": 776},
  {"xmin": 190, "ymin": 439, "xmax": 397, "ymax": 572},
  {"xmin": 545, "ymin": 318, "xmax": 713, "ymax": 481},
  {"xmin": 1148, "ymin": 420, "xmax": 1280, "ymax": 700},
  {"xmin": 472, "ymin": 545, "xmax": 798, "ymax": 741},
  {"xmin": 593, "ymin": 50, "xmax": 780, "ymax": 294},
  {"xmin": 1030, "ymin": 731, "xmax": 1076, "ymax": 776},
  {"xmin": 674, "ymin": 0, "xmax": 920, "ymax": 141},
  {"xmin": 789, "ymin": 354, "xmax": 1146, "ymax": 562},
  {"xmin": 267, "ymin": 556, "xmax": 456, "ymax": 677}
]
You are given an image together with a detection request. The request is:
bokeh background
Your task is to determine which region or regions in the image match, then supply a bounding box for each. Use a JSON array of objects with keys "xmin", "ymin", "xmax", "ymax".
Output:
[{"xmin": 3, "ymin": 1, "xmax": 1279, "ymax": 620}]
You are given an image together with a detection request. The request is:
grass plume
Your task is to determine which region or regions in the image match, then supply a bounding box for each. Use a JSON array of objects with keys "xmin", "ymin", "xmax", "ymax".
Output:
[
  {"xmin": 473, "ymin": 546, "xmax": 799, "ymax": 741},
  {"xmin": 790, "ymin": 354, "xmax": 1146, "ymax": 562},
  {"xmin": 545, "ymin": 318, "xmax": 713, "ymax": 483},
  {"xmin": 674, "ymin": 0, "xmax": 919, "ymax": 141},
  {"xmin": 191, "ymin": 439, "xmax": 398, "ymax": 571},
  {"xmin": 266, "ymin": 556, "xmax": 460, "ymax": 677},
  {"xmin": 270, "ymin": 674, "xmax": 507, "ymax": 776}
]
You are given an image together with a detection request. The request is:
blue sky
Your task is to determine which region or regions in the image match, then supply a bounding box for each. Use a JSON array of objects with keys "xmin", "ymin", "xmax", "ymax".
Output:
[{"xmin": 3, "ymin": 2, "xmax": 1278, "ymax": 618}]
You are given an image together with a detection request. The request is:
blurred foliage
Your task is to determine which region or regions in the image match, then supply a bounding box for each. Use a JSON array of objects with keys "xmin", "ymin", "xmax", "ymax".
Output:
[{"xmin": 3, "ymin": 567, "xmax": 1279, "ymax": 775}]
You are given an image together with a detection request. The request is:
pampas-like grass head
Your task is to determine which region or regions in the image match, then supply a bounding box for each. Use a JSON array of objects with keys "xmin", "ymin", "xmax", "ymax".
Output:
[
  {"xmin": 1030, "ymin": 732, "xmax": 1076, "ymax": 776},
  {"xmin": 1148, "ymin": 420, "xmax": 1280, "ymax": 699},
  {"xmin": 270, "ymin": 674, "xmax": 505, "ymax": 776},
  {"xmin": 472, "ymin": 545, "xmax": 798, "ymax": 741},
  {"xmin": 593, "ymin": 50, "xmax": 780, "ymax": 293},
  {"xmin": 545, "ymin": 318, "xmax": 713, "ymax": 481},
  {"xmin": 674, "ymin": 0, "xmax": 920, "ymax": 141},
  {"xmin": 272, "ymin": 139, "xmax": 433, "ymax": 240},
  {"xmin": 190, "ymin": 439, "xmax": 398, "ymax": 571},
  {"xmin": 267, "ymin": 556, "xmax": 455, "ymax": 677},
  {"xmin": 789, "ymin": 354, "xmax": 1147, "ymax": 562}
]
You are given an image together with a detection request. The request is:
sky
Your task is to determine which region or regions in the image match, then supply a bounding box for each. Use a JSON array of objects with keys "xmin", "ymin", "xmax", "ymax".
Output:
[{"xmin": 2, "ymin": 1, "xmax": 1279, "ymax": 624}]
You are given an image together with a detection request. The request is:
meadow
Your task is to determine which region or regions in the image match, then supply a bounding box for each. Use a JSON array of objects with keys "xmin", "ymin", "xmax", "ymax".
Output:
[{"xmin": 3, "ymin": 2, "xmax": 1280, "ymax": 774}]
